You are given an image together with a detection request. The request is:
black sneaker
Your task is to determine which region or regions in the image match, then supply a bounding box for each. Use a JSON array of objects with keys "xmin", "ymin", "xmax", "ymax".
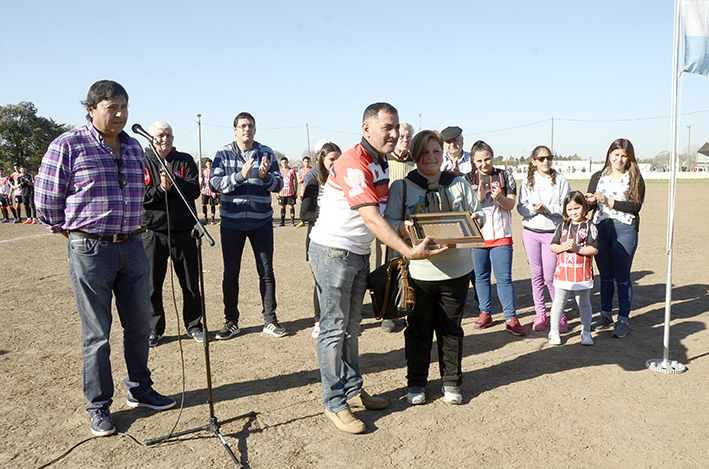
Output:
[
  {"xmin": 89, "ymin": 408, "xmax": 116, "ymax": 436},
  {"xmin": 216, "ymin": 321, "xmax": 240, "ymax": 340},
  {"xmin": 263, "ymin": 321, "xmax": 289, "ymax": 338},
  {"xmin": 148, "ymin": 332, "xmax": 161, "ymax": 347},
  {"xmin": 127, "ymin": 390, "xmax": 176, "ymax": 411},
  {"xmin": 591, "ymin": 314, "xmax": 614, "ymax": 331}
]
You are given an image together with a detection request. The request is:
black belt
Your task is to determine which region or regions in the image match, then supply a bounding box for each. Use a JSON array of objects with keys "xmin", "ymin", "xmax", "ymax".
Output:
[{"xmin": 70, "ymin": 227, "xmax": 147, "ymax": 243}]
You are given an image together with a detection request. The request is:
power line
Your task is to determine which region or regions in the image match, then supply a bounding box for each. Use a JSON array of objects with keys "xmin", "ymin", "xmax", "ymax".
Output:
[
  {"xmin": 308, "ymin": 125, "xmax": 359, "ymax": 136},
  {"xmin": 557, "ymin": 108, "xmax": 709, "ymax": 122},
  {"xmin": 468, "ymin": 119, "xmax": 551, "ymax": 135}
]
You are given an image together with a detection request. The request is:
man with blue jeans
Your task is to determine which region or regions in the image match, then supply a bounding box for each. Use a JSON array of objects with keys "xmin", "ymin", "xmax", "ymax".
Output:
[
  {"xmin": 35, "ymin": 80, "xmax": 175, "ymax": 437},
  {"xmin": 210, "ymin": 112, "xmax": 288, "ymax": 339},
  {"xmin": 308, "ymin": 103, "xmax": 445, "ymax": 433}
]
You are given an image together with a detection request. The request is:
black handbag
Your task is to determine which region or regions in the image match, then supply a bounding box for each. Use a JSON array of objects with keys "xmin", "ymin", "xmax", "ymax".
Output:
[
  {"xmin": 367, "ymin": 180, "xmax": 415, "ymax": 320},
  {"xmin": 367, "ymin": 256, "xmax": 415, "ymax": 320}
]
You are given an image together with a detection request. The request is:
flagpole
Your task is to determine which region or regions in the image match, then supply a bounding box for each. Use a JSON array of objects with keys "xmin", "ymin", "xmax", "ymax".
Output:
[{"xmin": 646, "ymin": 0, "xmax": 686, "ymax": 374}]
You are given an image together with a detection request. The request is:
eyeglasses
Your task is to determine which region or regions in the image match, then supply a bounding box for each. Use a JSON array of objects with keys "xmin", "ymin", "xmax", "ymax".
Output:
[
  {"xmin": 114, "ymin": 158, "xmax": 128, "ymax": 187},
  {"xmin": 534, "ymin": 155, "xmax": 553, "ymax": 162}
]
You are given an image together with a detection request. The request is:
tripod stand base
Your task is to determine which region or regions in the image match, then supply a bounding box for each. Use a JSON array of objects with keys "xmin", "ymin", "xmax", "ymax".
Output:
[
  {"xmin": 145, "ymin": 412, "xmax": 255, "ymax": 467},
  {"xmin": 646, "ymin": 359, "xmax": 686, "ymax": 374}
]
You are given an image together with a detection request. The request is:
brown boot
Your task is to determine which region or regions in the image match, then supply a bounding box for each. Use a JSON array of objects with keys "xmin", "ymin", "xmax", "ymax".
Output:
[{"xmin": 346, "ymin": 389, "xmax": 389, "ymax": 410}]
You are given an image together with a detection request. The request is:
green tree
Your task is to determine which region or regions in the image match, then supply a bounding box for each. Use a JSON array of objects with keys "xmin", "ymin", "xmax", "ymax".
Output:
[{"xmin": 0, "ymin": 102, "xmax": 72, "ymax": 172}]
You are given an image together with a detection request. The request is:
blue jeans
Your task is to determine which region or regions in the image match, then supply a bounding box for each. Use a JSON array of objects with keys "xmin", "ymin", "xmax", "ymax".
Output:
[
  {"xmin": 594, "ymin": 219, "xmax": 638, "ymax": 319},
  {"xmin": 67, "ymin": 234, "xmax": 154, "ymax": 411},
  {"xmin": 474, "ymin": 244, "xmax": 517, "ymax": 321},
  {"xmin": 308, "ymin": 241, "xmax": 367, "ymax": 413},
  {"xmin": 221, "ymin": 222, "xmax": 277, "ymax": 324}
]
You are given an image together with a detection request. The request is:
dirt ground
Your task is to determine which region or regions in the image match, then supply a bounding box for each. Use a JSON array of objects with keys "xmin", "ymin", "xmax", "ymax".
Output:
[{"xmin": 1, "ymin": 179, "xmax": 708, "ymax": 469}]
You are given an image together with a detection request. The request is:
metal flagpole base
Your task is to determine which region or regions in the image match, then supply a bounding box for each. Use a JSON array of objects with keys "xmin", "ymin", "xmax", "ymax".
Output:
[{"xmin": 646, "ymin": 359, "xmax": 686, "ymax": 374}]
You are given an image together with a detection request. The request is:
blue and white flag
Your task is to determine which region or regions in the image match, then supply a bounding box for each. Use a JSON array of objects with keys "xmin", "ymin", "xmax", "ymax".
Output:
[{"xmin": 683, "ymin": 0, "xmax": 709, "ymax": 76}]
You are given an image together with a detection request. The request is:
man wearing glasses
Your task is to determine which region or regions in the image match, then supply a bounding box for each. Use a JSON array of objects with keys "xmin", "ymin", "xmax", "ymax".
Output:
[
  {"xmin": 440, "ymin": 126, "xmax": 472, "ymax": 176},
  {"xmin": 35, "ymin": 80, "xmax": 176, "ymax": 438},
  {"xmin": 209, "ymin": 112, "xmax": 289, "ymax": 340}
]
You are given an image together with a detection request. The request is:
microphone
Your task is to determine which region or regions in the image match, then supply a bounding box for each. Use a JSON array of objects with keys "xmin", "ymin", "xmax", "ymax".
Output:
[{"xmin": 131, "ymin": 123, "xmax": 155, "ymax": 142}]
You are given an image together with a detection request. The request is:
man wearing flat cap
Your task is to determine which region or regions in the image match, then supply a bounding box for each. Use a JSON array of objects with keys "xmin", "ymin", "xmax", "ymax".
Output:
[{"xmin": 440, "ymin": 126, "xmax": 472, "ymax": 176}]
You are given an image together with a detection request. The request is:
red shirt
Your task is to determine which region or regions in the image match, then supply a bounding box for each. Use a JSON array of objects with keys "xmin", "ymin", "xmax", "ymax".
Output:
[{"xmin": 309, "ymin": 142, "xmax": 389, "ymax": 255}]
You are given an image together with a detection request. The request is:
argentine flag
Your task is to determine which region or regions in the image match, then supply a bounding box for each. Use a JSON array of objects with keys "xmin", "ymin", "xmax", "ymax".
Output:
[{"xmin": 683, "ymin": 0, "xmax": 709, "ymax": 76}]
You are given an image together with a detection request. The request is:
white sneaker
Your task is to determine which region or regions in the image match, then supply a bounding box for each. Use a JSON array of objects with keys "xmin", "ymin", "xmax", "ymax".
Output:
[
  {"xmin": 311, "ymin": 322, "xmax": 320, "ymax": 339},
  {"xmin": 548, "ymin": 331, "xmax": 561, "ymax": 345},
  {"xmin": 581, "ymin": 331, "xmax": 594, "ymax": 346},
  {"xmin": 441, "ymin": 386, "xmax": 462, "ymax": 405},
  {"xmin": 407, "ymin": 386, "xmax": 425, "ymax": 405}
]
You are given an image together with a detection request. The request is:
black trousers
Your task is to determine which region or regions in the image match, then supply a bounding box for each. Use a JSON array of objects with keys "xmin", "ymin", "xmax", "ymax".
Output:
[
  {"xmin": 22, "ymin": 193, "xmax": 36, "ymax": 219},
  {"xmin": 142, "ymin": 229, "xmax": 203, "ymax": 336},
  {"xmin": 405, "ymin": 273, "xmax": 470, "ymax": 388}
]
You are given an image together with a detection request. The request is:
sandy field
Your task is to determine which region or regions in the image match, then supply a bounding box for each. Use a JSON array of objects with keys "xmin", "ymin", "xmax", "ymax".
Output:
[{"xmin": 1, "ymin": 179, "xmax": 707, "ymax": 469}]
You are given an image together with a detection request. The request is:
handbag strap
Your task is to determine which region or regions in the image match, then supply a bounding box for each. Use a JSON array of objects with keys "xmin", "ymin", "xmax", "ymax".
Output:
[{"xmin": 385, "ymin": 180, "xmax": 408, "ymax": 263}]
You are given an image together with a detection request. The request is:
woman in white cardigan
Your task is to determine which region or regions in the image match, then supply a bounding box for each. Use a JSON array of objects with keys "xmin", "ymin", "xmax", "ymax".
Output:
[{"xmin": 517, "ymin": 146, "xmax": 571, "ymax": 332}]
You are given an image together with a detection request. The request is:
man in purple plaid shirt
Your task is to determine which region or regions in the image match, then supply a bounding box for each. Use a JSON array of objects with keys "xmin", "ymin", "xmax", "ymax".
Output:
[{"xmin": 35, "ymin": 80, "xmax": 176, "ymax": 437}]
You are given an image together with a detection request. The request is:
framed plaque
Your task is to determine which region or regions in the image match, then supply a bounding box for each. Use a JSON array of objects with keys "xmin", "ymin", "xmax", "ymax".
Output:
[{"xmin": 410, "ymin": 212, "xmax": 484, "ymax": 248}]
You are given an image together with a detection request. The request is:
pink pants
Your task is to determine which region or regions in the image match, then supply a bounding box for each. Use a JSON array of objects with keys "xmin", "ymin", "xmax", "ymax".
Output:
[{"xmin": 522, "ymin": 229, "xmax": 557, "ymax": 317}]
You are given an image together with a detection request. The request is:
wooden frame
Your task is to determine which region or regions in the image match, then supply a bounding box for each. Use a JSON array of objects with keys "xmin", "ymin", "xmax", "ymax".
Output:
[{"xmin": 409, "ymin": 212, "xmax": 484, "ymax": 248}]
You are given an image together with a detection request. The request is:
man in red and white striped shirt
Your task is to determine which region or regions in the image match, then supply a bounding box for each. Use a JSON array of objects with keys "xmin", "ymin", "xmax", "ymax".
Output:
[{"xmin": 278, "ymin": 157, "xmax": 298, "ymax": 226}]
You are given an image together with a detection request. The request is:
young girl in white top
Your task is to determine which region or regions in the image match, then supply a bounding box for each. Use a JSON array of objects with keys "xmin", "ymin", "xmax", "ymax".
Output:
[{"xmin": 548, "ymin": 191, "xmax": 599, "ymax": 346}]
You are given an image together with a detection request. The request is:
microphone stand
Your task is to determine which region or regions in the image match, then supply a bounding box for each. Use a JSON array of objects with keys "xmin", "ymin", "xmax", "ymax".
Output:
[{"xmin": 138, "ymin": 137, "xmax": 253, "ymax": 467}]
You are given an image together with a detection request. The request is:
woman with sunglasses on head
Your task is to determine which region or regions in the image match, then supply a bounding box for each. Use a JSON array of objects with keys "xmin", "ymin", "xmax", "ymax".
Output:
[
  {"xmin": 585, "ymin": 139, "xmax": 644, "ymax": 339},
  {"xmin": 517, "ymin": 146, "xmax": 571, "ymax": 332},
  {"xmin": 383, "ymin": 130, "xmax": 484, "ymax": 406}
]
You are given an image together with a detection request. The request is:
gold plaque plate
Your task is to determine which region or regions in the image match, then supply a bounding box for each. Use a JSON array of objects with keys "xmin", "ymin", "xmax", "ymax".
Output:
[{"xmin": 410, "ymin": 212, "xmax": 484, "ymax": 248}]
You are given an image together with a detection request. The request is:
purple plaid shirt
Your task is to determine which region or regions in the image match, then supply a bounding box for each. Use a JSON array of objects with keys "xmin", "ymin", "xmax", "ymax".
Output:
[{"xmin": 35, "ymin": 122, "xmax": 146, "ymax": 236}]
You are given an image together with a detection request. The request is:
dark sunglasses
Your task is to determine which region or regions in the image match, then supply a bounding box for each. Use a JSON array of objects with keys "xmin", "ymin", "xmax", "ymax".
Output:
[
  {"xmin": 114, "ymin": 158, "xmax": 128, "ymax": 187},
  {"xmin": 534, "ymin": 155, "xmax": 553, "ymax": 162}
]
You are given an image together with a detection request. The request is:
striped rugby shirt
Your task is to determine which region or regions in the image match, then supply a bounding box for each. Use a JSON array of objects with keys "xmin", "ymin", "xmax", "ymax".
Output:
[{"xmin": 551, "ymin": 219, "xmax": 599, "ymax": 290}]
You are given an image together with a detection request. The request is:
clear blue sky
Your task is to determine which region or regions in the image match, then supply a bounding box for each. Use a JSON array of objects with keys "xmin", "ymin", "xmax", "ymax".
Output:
[{"xmin": 2, "ymin": 0, "xmax": 708, "ymax": 162}]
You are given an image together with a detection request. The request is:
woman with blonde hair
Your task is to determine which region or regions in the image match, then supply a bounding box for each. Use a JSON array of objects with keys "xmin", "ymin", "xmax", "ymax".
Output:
[{"xmin": 384, "ymin": 130, "xmax": 484, "ymax": 406}]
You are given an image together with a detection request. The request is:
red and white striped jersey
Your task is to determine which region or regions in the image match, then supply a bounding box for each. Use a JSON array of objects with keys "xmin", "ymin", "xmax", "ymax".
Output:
[
  {"xmin": 202, "ymin": 167, "xmax": 212, "ymax": 196},
  {"xmin": 279, "ymin": 167, "xmax": 297, "ymax": 197},
  {"xmin": 552, "ymin": 219, "xmax": 598, "ymax": 290}
]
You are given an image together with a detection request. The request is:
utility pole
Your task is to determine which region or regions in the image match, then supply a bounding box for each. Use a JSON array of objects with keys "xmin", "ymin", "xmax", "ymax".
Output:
[
  {"xmin": 306, "ymin": 123, "xmax": 311, "ymax": 158},
  {"xmin": 419, "ymin": 113, "xmax": 422, "ymax": 131},
  {"xmin": 197, "ymin": 114, "xmax": 202, "ymax": 176},
  {"xmin": 550, "ymin": 116, "xmax": 554, "ymax": 154},
  {"xmin": 687, "ymin": 124, "xmax": 691, "ymax": 167}
]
